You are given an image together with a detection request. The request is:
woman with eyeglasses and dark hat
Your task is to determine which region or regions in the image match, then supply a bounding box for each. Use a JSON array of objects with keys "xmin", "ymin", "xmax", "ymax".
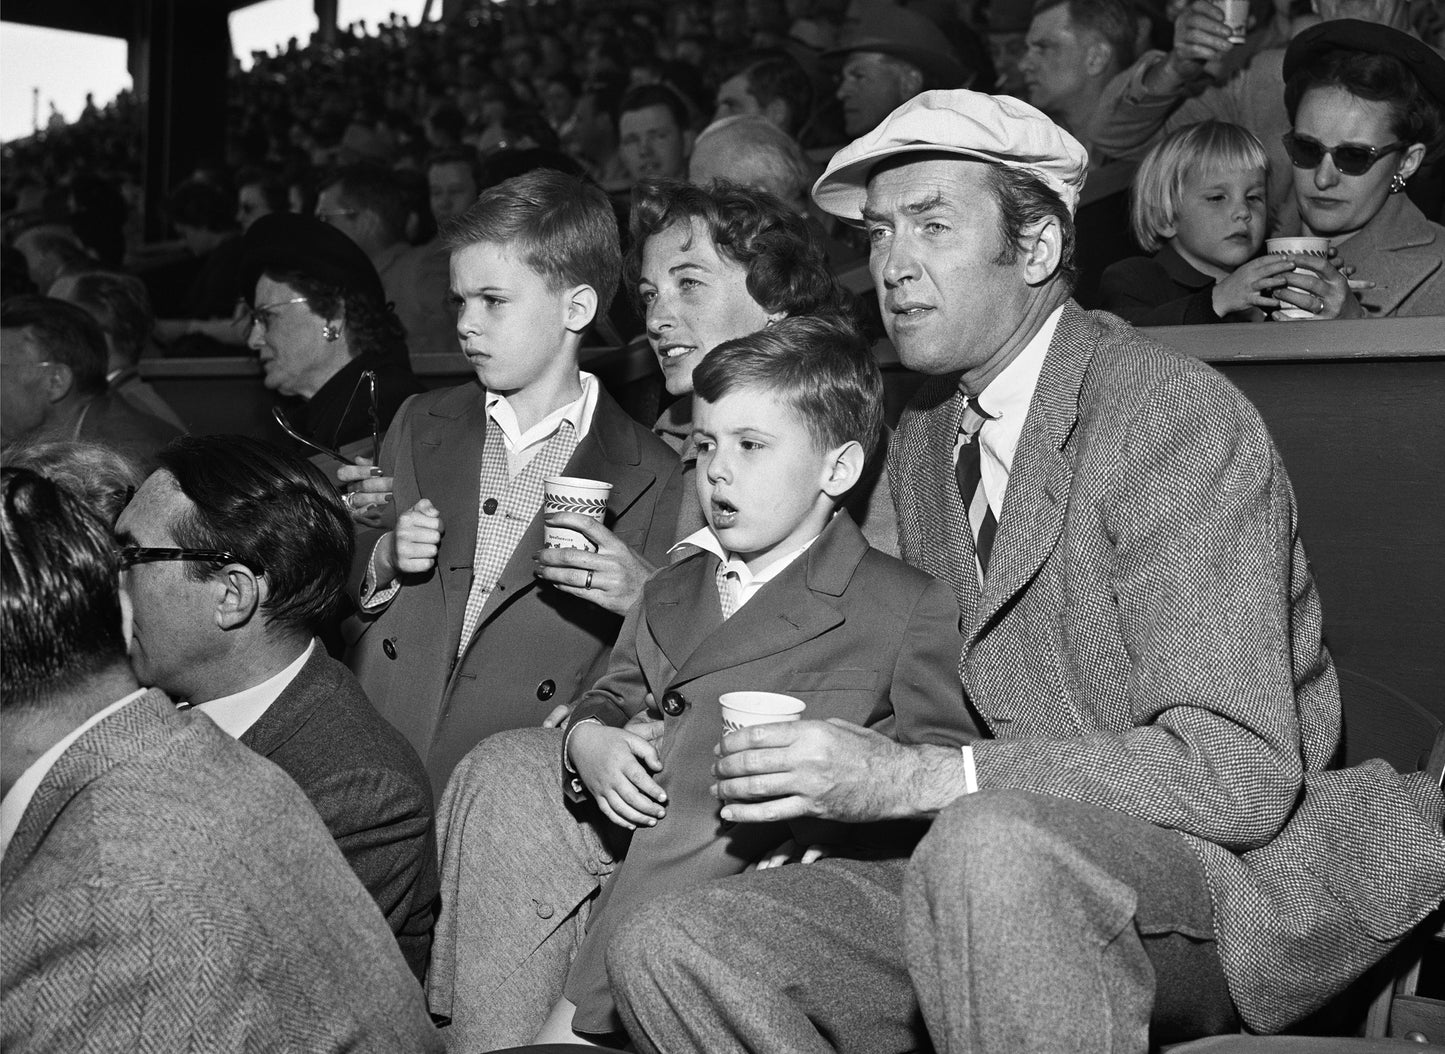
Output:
[
  {"xmin": 1273, "ymin": 19, "xmax": 1445, "ymax": 319},
  {"xmin": 240, "ymin": 213, "xmax": 425, "ymax": 468}
]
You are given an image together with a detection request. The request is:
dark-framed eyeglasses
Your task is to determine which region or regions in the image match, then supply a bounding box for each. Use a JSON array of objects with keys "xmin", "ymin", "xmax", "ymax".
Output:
[
  {"xmin": 118, "ymin": 546, "xmax": 264, "ymax": 575},
  {"xmin": 248, "ymin": 296, "xmax": 311, "ymax": 330},
  {"xmin": 1281, "ymin": 132, "xmax": 1406, "ymax": 177}
]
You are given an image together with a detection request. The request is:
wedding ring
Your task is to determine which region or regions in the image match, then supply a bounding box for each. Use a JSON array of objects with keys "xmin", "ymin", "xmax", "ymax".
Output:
[
  {"xmin": 584, "ymin": 570, "xmax": 594, "ymax": 590},
  {"xmin": 345, "ymin": 491, "xmax": 358, "ymax": 510}
]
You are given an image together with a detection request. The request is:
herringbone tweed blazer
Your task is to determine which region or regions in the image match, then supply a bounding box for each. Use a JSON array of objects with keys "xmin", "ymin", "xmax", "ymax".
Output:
[
  {"xmin": 891, "ymin": 302, "xmax": 1367, "ymax": 1021},
  {"xmin": 240, "ymin": 646, "xmax": 439, "ymax": 982},
  {"xmin": 1, "ymin": 689, "xmax": 441, "ymax": 1052}
]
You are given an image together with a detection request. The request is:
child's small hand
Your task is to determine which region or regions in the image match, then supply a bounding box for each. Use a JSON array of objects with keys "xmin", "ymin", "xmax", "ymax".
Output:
[
  {"xmin": 1211, "ymin": 254, "xmax": 1297, "ymax": 318},
  {"xmin": 393, "ymin": 498, "xmax": 444, "ymax": 574},
  {"xmin": 569, "ymin": 723, "xmax": 666, "ymax": 830}
]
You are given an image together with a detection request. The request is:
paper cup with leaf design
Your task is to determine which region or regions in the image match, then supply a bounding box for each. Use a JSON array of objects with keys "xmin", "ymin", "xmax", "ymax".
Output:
[
  {"xmin": 1266, "ymin": 237, "xmax": 1332, "ymax": 319},
  {"xmin": 719, "ymin": 691, "xmax": 806, "ymax": 733},
  {"xmin": 543, "ymin": 476, "xmax": 612, "ymax": 551}
]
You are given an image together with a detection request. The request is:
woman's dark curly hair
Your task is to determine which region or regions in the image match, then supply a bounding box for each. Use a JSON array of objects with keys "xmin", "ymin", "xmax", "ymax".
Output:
[
  {"xmin": 1285, "ymin": 49, "xmax": 1444, "ymax": 157},
  {"xmin": 262, "ymin": 267, "xmax": 408, "ymax": 362},
  {"xmin": 626, "ymin": 178, "xmax": 852, "ymax": 321}
]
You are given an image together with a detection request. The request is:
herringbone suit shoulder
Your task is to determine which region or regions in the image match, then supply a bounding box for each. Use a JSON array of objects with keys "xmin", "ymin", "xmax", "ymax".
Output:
[{"xmin": 1, "ymin": 690, "xmax": 441, "ymax": 1053}]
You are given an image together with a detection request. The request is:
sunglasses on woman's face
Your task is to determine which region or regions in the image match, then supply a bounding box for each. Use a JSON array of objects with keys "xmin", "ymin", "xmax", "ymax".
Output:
[{"xmin": 1281, "ymin": 132, "xmax": 1406, "ymax": 177}]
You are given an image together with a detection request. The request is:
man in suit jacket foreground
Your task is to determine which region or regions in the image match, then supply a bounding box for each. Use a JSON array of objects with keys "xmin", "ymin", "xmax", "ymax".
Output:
[
  {"xmin": 113, "ymin": 434, "xmax": 439, "ymax": 980},
  {"xmin": 607, "ymin": 91, "xmax": 1445, "ymax": 1053},
  {"xmin": 0, "ymin": 467, "xmax": 440, "ymax": 1052}
]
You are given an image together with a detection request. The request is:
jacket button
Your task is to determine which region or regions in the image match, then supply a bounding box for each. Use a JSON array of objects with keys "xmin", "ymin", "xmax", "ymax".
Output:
[
  {"xmin": 483, "ymin": 497, "xmax": 498, "ymax": 515},
  {"xmin": 534, "ymin": 901, "xmax": 554, "ymax": 920},
  {"xmin": 382, "ymin": 638, "xmax": 397, "ymax": 660},
  {"xmin": 661, "ymin": 691, "xmax": 686, "ymax": 716},
  {"xmin": 536, "ymin": 679, "xmax": 556, "ymax": 701}
]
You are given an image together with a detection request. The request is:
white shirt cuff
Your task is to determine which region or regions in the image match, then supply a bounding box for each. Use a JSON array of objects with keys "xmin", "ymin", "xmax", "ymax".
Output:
[{"xmin": 960, "ymin": 743, "xmax": 979, "ymax": 794}]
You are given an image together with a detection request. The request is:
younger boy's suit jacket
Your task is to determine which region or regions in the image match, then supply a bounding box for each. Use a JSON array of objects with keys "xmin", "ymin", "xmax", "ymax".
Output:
[
  {"xmin": 347, "ymin": 380, "xmax": 683, "ymax": 796},
  {"xmin": 561, "ymin": 511, "xmax": 978, "ymax": 1033}
]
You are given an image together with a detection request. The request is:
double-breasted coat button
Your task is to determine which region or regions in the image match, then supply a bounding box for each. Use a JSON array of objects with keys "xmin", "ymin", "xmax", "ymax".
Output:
[
  {"xmin": 536, "ymin": 679, "xmax": 556, "ymax": 701},
  {"xmin": 482, "ymin": 497, "xmax": 498, "ymax": 515},
  {"xmin": 661, "ymin": 690, "xmax": 686, "ymax": 716},
  {"xmin": 534, "ymin": 901, "xmax": 554, "ymax": 919},
  {"xmin": 382, "ymin": 638, "xmax": 397, "ymax": 660}
]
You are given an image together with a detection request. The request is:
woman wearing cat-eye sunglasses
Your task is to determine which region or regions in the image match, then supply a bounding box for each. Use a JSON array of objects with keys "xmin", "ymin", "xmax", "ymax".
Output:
[{"xmin": 1272, "ymin": 19, "xmax": 1445, "ymax": 319}]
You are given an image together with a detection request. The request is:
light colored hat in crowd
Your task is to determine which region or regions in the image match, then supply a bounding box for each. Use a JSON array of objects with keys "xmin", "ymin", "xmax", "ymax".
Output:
[
  {"xmin": 812, "ymin": 89, "xmax": 1089, "ymax": 221},
  {"xmin": 823, "ymin": 0, "xmax": 966, "ymax": 89}
]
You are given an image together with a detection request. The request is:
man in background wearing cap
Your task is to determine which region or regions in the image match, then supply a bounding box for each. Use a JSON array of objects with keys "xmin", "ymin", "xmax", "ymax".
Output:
[
  {"xmin": 827, "ymin": 1, "xmax": 971, "ymax": 140},
  {"xmin": 1089, "ymin": 0, "xmax": 1432, "ymax": 226},
  {"xmin": 605, "ymin": 89, "xmax": 1372, "ymax": 1052}
]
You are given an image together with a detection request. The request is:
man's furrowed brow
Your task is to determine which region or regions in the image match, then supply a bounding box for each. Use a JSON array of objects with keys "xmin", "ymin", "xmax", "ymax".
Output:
[{"xmin": 862, "ymin": 191, "xmax": 951, "ymax": 224}]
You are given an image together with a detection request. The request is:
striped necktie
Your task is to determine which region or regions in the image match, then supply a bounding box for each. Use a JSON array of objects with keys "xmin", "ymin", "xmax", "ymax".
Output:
[
  {"xmin": 716, "ymin": 558, "xmax": 740, "ymax": 620},
  {"xmin": 955, "ymin": 396, "xmax": 998, "ymax": 574}
]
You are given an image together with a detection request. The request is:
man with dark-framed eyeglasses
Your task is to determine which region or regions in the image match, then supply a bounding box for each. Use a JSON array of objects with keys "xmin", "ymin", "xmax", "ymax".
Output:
[
  {"xmin": 0, "ymin": 466, "xmax": 442, "ymax": 1052},
  {"xmin": 112, "ymin": 433, "xmax": 440, "ymax": 981}
]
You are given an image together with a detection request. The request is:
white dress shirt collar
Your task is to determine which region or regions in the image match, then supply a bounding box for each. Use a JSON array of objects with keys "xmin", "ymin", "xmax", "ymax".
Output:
[
  {"xmin": 485, "ymin": 371, "xmax": 599, "ymax": 473},
  {"xmin": 192, "ymin": 639, "xmax": 315, "ymax": 739},
  {"xmin": 670, "ymin": 525, "xmax": 822, "ymax": 612},
  {"xmin": 0, "ymin": 688, "xmax": 147, "ymax": 859}
]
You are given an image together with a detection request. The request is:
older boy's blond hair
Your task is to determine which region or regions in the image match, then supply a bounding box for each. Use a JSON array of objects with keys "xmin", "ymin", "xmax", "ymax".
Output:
[{"xmin": 1130, "ymin": 121, "xmax": 1270, "ymax": 253}]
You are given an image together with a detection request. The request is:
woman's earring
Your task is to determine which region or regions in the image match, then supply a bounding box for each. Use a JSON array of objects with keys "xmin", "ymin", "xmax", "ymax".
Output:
[
  {"xmin": 1390, "ymin": 172, "xmax": 1408, "ymax": 194},
  {"xmin": 322, "ymin": 323, "xmax": 340, "ymax": 341}
]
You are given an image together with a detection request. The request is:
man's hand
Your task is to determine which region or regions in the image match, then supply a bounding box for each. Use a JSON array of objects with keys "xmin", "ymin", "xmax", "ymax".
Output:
[
  {"xmin": 711, "ymin": 718, "xmax": 970, "ymax": 825},
  {"xmin": 1153, "ymin": 1, "xmax": 1235, "ymax": 90},
  {"xmin": 570, "ymin": 723, "xmax": 667, "ymax": 830},
  {"xmin": 533, "ymin": 513, "xmax": 656, "ymax": 615}
]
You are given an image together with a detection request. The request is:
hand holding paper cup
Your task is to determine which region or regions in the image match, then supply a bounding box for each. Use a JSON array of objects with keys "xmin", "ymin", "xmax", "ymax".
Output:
[
  {"xmin": 543, "ymin": 476, "xmax": 612, "ymax": 551},
  {"xmin": 719, "ymin": 691, "xmax": 807, "ymax": 733},
  {"xmin": 1265, "ymin": 237, "xmax": 1331, "ymax": 319}
]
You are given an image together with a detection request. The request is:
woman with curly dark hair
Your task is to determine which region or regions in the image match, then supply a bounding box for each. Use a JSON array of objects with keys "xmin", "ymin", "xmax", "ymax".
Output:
[
  {"xmin": 535, "ymin": 177, "xmax": 897, "ymax": 619},
  {"xmin": 240, "ymin": 212, "xmax": 424, "ymax": 461}
]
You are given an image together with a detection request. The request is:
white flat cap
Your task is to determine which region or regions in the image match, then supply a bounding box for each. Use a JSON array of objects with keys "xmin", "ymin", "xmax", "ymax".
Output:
[{"xmin": 812, "ymin": 89, "xmax": 1089, "ymax": 221}]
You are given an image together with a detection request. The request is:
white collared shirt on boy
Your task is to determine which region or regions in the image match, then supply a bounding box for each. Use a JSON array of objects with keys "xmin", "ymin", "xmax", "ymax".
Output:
[{"xmin": 669, "ymin": 525, "xmax": 821, "ymax": 614}]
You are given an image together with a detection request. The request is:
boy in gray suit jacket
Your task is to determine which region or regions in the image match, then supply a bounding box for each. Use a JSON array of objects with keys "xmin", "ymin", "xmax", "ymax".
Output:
[{"xmin": 540, "ymin": 315, "xmax": 979, "ymax": 1042}]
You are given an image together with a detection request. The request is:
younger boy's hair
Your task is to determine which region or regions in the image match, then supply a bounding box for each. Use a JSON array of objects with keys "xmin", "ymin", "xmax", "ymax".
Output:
[
  {"xmin": 441, "ymin": 169, "xmax": 621, "ymax": 312},
  {"xmin": 1130, "ymin": 121, "xmax": 1270, "ymax": 253},
  {"xmin": 693, "ymin": 315, "xmax": 884, "ymax": 468}
]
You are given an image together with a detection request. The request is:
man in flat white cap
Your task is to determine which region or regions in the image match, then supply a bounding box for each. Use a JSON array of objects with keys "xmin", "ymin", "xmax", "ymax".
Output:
[{"xmin": 605, "ymin": 91, "xmax": 1362, "ymax": 1052}]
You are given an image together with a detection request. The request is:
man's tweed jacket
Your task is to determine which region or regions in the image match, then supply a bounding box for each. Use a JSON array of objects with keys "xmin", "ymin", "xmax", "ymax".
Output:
[
  {"xmin": 893, "ymin": 302, "xmax": 1443, "ymax": 1030},
  {"xmin": 1, "ymin": 689, "xmax": 441, "ymax": 1052},
  {"xmin": 239, "ymin": 646, "xmax": 440, "ymax": 981}
]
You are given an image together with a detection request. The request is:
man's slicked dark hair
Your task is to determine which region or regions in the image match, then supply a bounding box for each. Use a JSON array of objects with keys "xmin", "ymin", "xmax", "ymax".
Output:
[
  {"xmin": 986, "ymin": 164, "xmax": 1078, "ymax": 292},
  {"xmin": 1, "ymin": 467, "xmax": 127, "ymax": 708},
  {"xmin": 62, "ymin": 271, "xmax": 155, "ymax": 367},
  {"xmin": 156, "ymin": 436, "xmax": 353, "ymax": 637},
  {"xmin": 0, "ymin": 294, "xmax": 109, "ymax": 395},
  {"xmin": 627, "ymin": 178, "xmax": 852, "ymax": 320},
  {"xmin": 692, "ymin": 314, "xmax": 885, "ymax": 471},
  {"xmin": 322, "ymin": 164, "xmax": 410, "ymax": 243}
]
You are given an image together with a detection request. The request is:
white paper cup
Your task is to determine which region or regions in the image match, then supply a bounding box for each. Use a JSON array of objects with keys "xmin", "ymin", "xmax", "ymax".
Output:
[
  {"xmin": 543, "ymin": 476, "xmax": 612, "ymax": 551},
  {"xmin": 1265, "ymin": 237, "xmax": 1332, "ymax": 319},
  {"xmin": 719, "ymin": 692, "xmax": 806, "ymax": 732},
  {"xmin": 1219, "ymin": 0, "xmax": 1249, "ymax": 44}
]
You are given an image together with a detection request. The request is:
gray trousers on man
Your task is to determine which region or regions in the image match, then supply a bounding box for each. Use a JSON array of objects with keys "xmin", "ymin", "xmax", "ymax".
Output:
[{"xmin": 611, "ymin": 790, "xmax": 1239, "ymax": 1054}]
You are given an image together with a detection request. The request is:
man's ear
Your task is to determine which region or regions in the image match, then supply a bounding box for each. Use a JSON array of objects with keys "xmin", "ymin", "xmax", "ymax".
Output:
[
  {"xmin": 762, "ymin": 98, "xmax": 790, "ymax": 130},
  {"xmin": 681, "ymin": 129, "xmax": 697, "ymax": 161},
  {"xmin": 215, "ymin": 564, "xmax": 265, "ymax": 632},
  {"xmin": 44, "ymin": 362, "xmax": 74, "ymax": 404},
  {"xmin": 820, "ymin": 439, "xmax": 865, "ymax": 499},
  {"xmin": 563, "ymin": 284, "xmax": 600, "ymax": 334},
  {"xmin": 899, "ymin": 66, "xmax": 924, "ymax": 100},
  {"xmin": 1021, "ymin": 215, "xmax": 1065, "ymax": 286},
  {"xmin": 1084, "ymin": 39, "xmax": 1114, "ymax": 77}
]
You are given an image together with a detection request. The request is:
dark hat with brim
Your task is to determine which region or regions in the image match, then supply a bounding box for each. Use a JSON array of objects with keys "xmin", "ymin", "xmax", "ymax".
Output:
[
  {"xmin": 824, "ymin": 1, "xmax": 967, "ymax": 89},
  {"xmin": 1283, "ymin": 20, "xmax": 1445, "ymax": 110},
  {"xmin": 239, "ymin": 213, "xmax": 387, "ymax": 308}
]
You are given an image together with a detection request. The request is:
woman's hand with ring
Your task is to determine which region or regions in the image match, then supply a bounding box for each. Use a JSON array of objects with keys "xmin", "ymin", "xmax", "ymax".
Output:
[
  {"xmin": 337, "ymin": 455, "xmax": 394, "ymax": 527},
  {"xmin": 534, "ymin": 513, "xmax": 656, "ymax": 615},
  {"xmin": 1268, "ymin": 254, "xmax": 1363, "ymax": 321}
]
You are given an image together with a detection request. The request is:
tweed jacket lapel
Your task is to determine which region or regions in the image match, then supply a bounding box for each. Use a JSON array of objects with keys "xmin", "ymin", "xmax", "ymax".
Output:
[
  {"xmin": 892, "ymin": 377, "xmax": 982, "ymax": 627},
  {"xmin": 412, "ymin": 383, "xmax": 489, "ymax": 657},
  {"xmin": 467, "ymin": 387, "xmax": 655, "ymax": 634},
  {"xmin": 966, "ymin": 304, "xmax": 1089, "ymax": 647},
  {"xmin": 1335, "ymin": 194, "xmax": 1443, "ymax": 317},
  {"xmin": 1, "ymin": 689, "xmax": 174, "ymax": 887},
  {"xmin": 665, "ymin": 513, "xmax": 862, "ymax": 684},
  {"xmin": 238, "ymin": 646, "xmax": 330, "ymax": 759}
]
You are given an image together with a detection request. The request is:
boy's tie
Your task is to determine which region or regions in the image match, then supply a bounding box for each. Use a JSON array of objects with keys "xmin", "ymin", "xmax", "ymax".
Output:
[{"xmin": 716, "ymin": 558, "xmax": 740, "ymax": 620}]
